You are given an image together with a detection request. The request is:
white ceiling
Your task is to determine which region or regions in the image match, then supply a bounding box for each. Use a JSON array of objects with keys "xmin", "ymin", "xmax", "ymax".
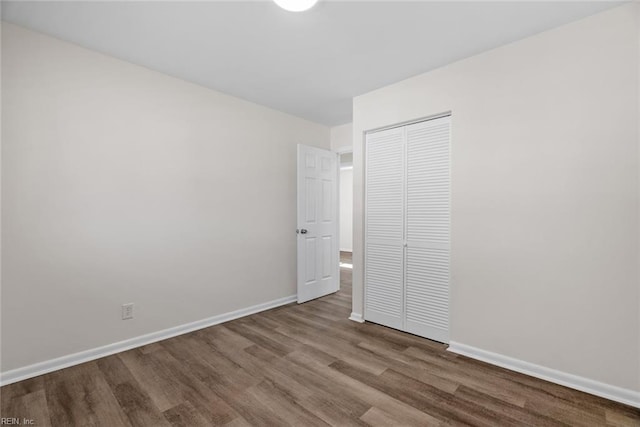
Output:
[{"xmin": 2, "ymin": 1, "xmax": 621, "ymax": 126}]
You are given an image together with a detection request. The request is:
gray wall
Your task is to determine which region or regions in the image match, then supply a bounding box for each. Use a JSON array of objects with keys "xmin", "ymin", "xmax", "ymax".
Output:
[
  {"xmin": 352, "ymin": 4, "xmax": 640, "ymax": 392},
  {"xmin": 1, "ymin": 23, "xmax": 329, "ymax": 372}
]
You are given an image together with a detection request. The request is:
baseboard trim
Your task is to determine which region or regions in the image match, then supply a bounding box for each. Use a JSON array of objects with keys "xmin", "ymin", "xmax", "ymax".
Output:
[
  {"xmin": 349, "ymin": 312, "xmax": 364, "ymax": 323},
  {"xmin": 0, "ymin": 294, "xmax": 297, "ymax": 386},
  {"xmin": 447, "ymin": 341, "xmax": 640, "ymax": 409}
]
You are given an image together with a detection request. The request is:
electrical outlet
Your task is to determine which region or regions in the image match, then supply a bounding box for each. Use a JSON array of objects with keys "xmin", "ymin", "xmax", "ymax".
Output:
[{"xmin": 122, "ymin": 303, "xmax": 134, "ymax": 320}]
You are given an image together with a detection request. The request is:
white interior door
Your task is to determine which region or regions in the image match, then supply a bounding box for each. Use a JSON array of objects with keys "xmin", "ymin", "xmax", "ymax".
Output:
[{"xmin": 297, "ymin": 145, "xmax": 339, "ymax": 303}]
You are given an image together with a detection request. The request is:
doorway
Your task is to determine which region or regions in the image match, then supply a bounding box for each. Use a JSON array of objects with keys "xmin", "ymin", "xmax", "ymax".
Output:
[{"xmin": 339, "ymin": 151, "xmax": 353, "ymax": 292}]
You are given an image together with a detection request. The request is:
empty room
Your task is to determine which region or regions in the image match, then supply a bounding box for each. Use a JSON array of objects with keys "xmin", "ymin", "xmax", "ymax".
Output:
[{"xmin": 1, "ymin": 0, "xmax": 639, "ymax": 425}]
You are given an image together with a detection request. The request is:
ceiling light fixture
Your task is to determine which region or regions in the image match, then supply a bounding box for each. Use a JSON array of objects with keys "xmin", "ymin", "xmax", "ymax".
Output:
[{"xmin": 273, "ymin": 0, "xmax": 319, "ymax": 12}]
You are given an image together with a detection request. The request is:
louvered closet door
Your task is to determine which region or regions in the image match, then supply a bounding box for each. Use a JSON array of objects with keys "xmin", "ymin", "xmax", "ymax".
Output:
[
  {"xmin": 364, "ymin": 127, "xmax": 405, "ymax": 329},
  {"xmin": 405, "ymin": 116, "xmax": 450, "ymax": 343}
]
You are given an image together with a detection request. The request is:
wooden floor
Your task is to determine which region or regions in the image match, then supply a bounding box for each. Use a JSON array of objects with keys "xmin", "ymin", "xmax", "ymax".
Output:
[{"xmin": 2, "ymin": 253, "xmax": 639, "ymax": 426}]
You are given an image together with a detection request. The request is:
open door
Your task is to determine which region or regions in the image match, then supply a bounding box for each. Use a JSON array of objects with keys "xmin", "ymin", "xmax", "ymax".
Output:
[{"xmin": 297, "ymin": 144, "xmax": 339, "ymax": 303}]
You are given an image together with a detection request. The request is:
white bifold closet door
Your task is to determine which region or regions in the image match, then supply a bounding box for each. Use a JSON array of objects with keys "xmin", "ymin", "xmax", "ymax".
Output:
[
  {"xmin": 365, "ymin": 115, "xmax": 450, "ymax": 343},
  {"xmin": 364, "ymin": 126, "xmax": 405, "ymax": 330}
]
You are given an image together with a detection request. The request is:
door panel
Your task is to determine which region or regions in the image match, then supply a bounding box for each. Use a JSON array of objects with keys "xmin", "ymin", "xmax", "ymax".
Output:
[
  {"xmin": 364, "ymin": 126, "xmax": 405, "ymax": 329},
  {"xmin": 297, "ymin": 145, "xmax": 339, "ymax": 303},
  {"xmin": 365, "ymin": 244, "xmax": 404, "ymax": 329},
  {"xmin": 406, "ymin": 118, "xmax": 451, "ymax": 246},
  {"xmin": 405, "ymin": 246, "xmax": 450, "ymax": 343},
  {"xmin": 405, "ymin": 116, "xmax": 451, "ymax": 343}
]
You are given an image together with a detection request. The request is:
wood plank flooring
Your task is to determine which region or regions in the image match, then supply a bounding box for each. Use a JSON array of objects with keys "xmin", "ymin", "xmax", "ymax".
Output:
[{"xmin": 2, "ymin": 252, "xmax": 639, "ymax": 426}]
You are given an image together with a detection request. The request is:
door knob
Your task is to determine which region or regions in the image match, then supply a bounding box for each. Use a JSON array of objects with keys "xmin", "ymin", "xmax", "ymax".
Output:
[{"xmin": 299, "ymin": 229, "xmax": 308, "ymax": 234}]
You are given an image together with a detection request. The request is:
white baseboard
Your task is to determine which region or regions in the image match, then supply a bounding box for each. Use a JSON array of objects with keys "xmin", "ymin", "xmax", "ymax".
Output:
[
  {"xmin": 349, "ymin": 312, "xmax": 364, "ymax": 323},
  {"xmin": 448, "ymin": 341, "xmax": 640, "ymax": 409},
  {"xmin": 0, "ymin": 294, "xmax": 297, "ymax": 386}
]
